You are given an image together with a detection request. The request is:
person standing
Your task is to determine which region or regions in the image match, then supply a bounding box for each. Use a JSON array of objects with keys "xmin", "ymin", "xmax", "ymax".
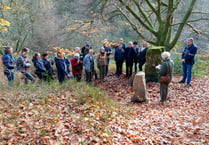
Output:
[
  {"xmin": 84, "ymin": 44, "xmax": 91, "ymax": 57},
  {"xmin": 71, "ymin": 53, "xmax": 83, "ymax": 82},
  {"xmin": 97, "ymin": 47, "xmax": 107, "ymax": 82},
  {"xmin": 138, "ymin": 42, "xmax": 148, "ymax": 71},
  {"xmin": 133, "ymin": 41, "xmax": 139, "ymax": 73},
  {"xmin": 81, "ymin": 41, "xmax": 92, "ymax": 54},
  {"xmin": 16, "ymin": 48, "xmax": 35, "ymax": 84},
  {"xmin": 55, "ymin": 52, "xmax": 70, "ymax": 83},
  {"xmin": 125, "ymin": 42, "xmax": 136, "ymax": 78},
  {"xmin": 83, "ymin": 49, "xmax": 95, "ymax": 83},
  {"xmin": 156, "ymin": 52, "xmax": 174, "ymax": 103},
  {"xmin": 42, "ymin": 53, "xmax": 55, "ymax": 81},
  {"xmin": 119, "ymin": 38, "xmax": 126, "ymax": 50},
  {"xmin": 32, "ymin": 53, "xmax": 47, "ymax": 81},
  {"xmin": 2, "ymin": 47, "xmax": 15, "ymax": 85},
  {"xmin": 63, "ymin": 53, "xmax": 71, "ymax": 75},
  {"xmin": 114, "ymin": 44, "xmax": 125, "ymax": 77},
  {"xmin": 75, "ymin": 47, "xmax": 84, "ymax": 63},
  {"xmin": 104, "ymin": 42, "xmax": 112, "ymax": 76},
  {"xmin": 179, "ymin": 38, "xmax": 198, "ymax": 87}
]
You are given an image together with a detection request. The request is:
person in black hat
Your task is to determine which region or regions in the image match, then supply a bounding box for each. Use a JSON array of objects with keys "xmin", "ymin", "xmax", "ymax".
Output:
[{"xmin": 84, "ymin": 44, "xmax": 91, "ymax": 56}]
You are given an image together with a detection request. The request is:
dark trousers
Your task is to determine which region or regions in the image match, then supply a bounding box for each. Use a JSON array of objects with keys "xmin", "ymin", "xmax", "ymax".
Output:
[
  {"xmin": 24, "ymin": 71, "xmax": 35, "ymax": 84},
  {"xmin": 85, "ymin": 70, "xmax": 93, "ymax": 82},
  {"xmin": 182, "ymin": 63, "xmax": 193, "ymax": 85},
  {"xmin": 5, "ymin": 72, "xmax": 15, "ymax": 86},
  {"xmin": 116, "ymin": 60, "xmax": 123, "ymax": 76},
  {"xmin": 126, "ymin": 61, "xmax": 133, "ymax": 77},
  {"xmin": 134, "ymin": 61, "xmax": 138, "ymax": 73},
  {"xmin": 99, "ymin": 66, "xmax": 106, "ymax": 81},
  {"xmin": 93, "ymin": 69, "xmax": 98, "ymax": 79},
  {"xmin": 74, "ymin": 74, "xmax": 81, "ymax": 82},
  {"xmin": 160, "ymin": 82, "xmax": 169, "ymax": 102},
  {"xmin": 138, "ymin": 60, "xmax": 145, "ymax": 71},
  {"xmin": 106, "ymin": 58, "xmax": 110, "ymax": 76}
]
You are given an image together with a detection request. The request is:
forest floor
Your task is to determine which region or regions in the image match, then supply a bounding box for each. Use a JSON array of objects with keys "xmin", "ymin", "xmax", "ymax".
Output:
[{"xmin": 0, "ymin": 72, "xmax": 208, "ymax": 144}]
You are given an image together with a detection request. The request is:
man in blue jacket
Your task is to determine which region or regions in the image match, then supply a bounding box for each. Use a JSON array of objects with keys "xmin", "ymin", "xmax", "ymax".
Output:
[
  {"xmin": 55, "ymin": 52, "xmax": 70, "ymax": 83},
  {"xmin": 114, "ymin": 44, "xmax": 125, "ymax": 77},
  {"xmin": 125, "ymin": 42, "xmax": 136, "ymax": 78},
  {"xmin": 179, "ymin": 38, "xmax": 198, "ymax": 87},
  {"xmin": 2, "ymin": 47, "xmax": 15, "ymax": 85}
]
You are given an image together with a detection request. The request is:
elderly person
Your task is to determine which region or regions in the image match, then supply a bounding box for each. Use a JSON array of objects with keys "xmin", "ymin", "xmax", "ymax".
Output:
[
  {"xmin": 156, "ymin": 52, "xmax": 174, "ymax": 103},
  {"xmin": 83, "ymin": 49, "xmax": 95, "ymax": 83},
  {"xmin": 75, "ymin": 47, "xmax": 84, "ymax": 62},
  {"xmin": 97, "ymin": 47, "xmax": 107, "ymax": 82},
  {"xmin": 138, "ymin": 42, "xmax": 148, "ymax": 71},
  {"xmin": 2, "ymin": 47, "xmax": 15, "ymax": 85},
  {"xmin": 124, "ymin": 41, "xmax": 136, "ymax": 78},
  {"xmin": 179, "ymin": 38, "xmax": 198, "ymax": 87},
  {"xmin": 71, "ymin": 53, "xmax": 83, "ymax": 82}
]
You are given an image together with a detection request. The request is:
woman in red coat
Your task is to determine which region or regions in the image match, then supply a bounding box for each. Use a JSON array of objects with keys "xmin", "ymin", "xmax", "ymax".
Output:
[{"xmin": 71, "ymin": 53, "xmax": 83, "ymax": 81}]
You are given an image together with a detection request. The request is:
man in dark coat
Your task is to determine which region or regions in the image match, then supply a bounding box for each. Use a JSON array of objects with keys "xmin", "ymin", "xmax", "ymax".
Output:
[
  {"xmin": 179, "ymin": 38, "xmax": 198, "ymax": 87},
  {"xmin": 124, "ymin": 42, "xmax": 136, "ymax": 78},
  {"xmin": 138, "ymin": 42, "xmax": 148, "ymax": 71},
  {"xmin": 84, "ymin": 44, "xmax": 91, "ymax": 57},
  {"xmin": 133, "ymin": 41, "xmax": 139, "ymax": 73},
  {"xmin": 119, "ymin": 38, "xmax": 126, "ymax": 50},
  {"xmin": 54, "ymin": 52, "xmax": 70, "ymax": 83},
  {"xmin": 114, "ymin": 44, "xmax": 125, "ymax": 77},
  {"xmin": 42, "ymin": 53, "xmax": 55, "ymax": 81}
]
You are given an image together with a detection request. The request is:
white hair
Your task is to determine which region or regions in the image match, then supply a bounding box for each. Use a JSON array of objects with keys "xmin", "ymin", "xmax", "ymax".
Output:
[
  {"xmin": 75, "ymin": 47, "xmax": 80, "ymax": 51},
  {"xmin": 89, "ymin": 49, "xmax": 94, "ymax": 53},
  {"xmin": 100, "ymin": 47, "xmax": 105, "ymax": 50},
  {"xmin": 74, "ymin": 53, "xmax": 80, "ymax": 57},
  {"xmin": 187, "ymin": 38, "xmax": 194, "ymax": 42},
  {"xmin": 129, "ymin": 41, "xmax": 133, "ymax": 45},
  {"xmin": 161, "ymin": 51, "xmax": 170, "ymax": 60}
]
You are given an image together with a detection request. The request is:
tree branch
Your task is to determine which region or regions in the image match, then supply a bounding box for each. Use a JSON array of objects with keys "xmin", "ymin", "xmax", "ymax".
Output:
[
  {"xmin": 117, "ymin": 0, "xmax": 158, "ymax": 36},
  {"xmin": 170, "ymin": 0, "xmax": 197, "ymax": 49},
  {"xmin": 192, "ymin": 11, "xmax": 209, "ymax": 15},
  {"xmin": 171, "ymin": 18, "xmax": 209, "ymax": 26},
  {"xmin": 144, "ymin": 0, "xmax": 161, "ymax": 22},
  {"xmin": 113, "ymin": 3, "xmax": 157, "ymax": 45},
  {"xmin": 187, "ymin": 23, "xmax": 209, "ymax": 37},
  {"xmin": 132, "ymin": 0, "xmax": 154, "ymax": 29}
]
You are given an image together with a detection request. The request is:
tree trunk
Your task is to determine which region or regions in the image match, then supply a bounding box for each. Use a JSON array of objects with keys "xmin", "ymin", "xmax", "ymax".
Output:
[{"xmin": 145, "ymin": 47, "xmax": 164, "ymax": 82}]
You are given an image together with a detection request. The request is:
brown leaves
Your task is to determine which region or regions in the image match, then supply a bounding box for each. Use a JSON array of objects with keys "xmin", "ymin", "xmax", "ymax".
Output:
[{"xmin": 0, "ymin": 73, "xmax": 208, "ymax": 144}]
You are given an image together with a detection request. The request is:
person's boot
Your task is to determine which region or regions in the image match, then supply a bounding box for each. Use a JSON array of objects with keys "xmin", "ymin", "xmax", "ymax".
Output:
[{"xmin": 178, "ymin": 80, "xmax": 185, "ymax": 83}]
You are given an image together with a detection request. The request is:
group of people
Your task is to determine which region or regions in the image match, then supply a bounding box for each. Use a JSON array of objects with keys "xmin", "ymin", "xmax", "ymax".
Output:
[{"xmin": 1, "ymin": 37, "xmax": 198, "ymax": 103}]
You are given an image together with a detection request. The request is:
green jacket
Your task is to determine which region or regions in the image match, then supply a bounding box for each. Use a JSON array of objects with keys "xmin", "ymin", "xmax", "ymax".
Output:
[{"xmin": 157, "ymin": 59, "xmax": 174, "ymax": 83}]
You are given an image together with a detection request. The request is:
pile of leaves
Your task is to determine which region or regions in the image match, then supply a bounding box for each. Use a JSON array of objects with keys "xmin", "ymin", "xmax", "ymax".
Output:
[{"xmin": 0, "ymin": 73, "xmax": 208, "ymax": 144}]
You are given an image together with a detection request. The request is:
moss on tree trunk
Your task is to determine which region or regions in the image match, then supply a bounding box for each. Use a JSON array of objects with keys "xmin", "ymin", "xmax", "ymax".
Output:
[{"xmin": 145, "ymin": 47, "xmax": 164, "ymax": 82}]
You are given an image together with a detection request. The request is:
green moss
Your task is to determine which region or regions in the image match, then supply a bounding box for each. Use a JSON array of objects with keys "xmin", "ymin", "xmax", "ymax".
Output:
[{"xmin": 145, "ymin": 47, "xmax": 164, "ymax": 82}]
